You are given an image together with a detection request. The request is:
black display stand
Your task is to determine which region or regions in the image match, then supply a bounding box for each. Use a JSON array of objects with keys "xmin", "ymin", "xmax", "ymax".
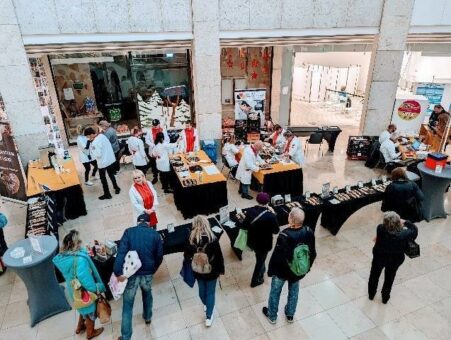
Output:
[
  {"xmin": 25, "ymin": 194, "xmax": 58, "ymax": 241},
  {"xmin": 250, "ymin": 168, "xmax": 303, "ymax": 197},
  {"xmin": 346, "ymin": 136, "xmax": 374, "ymax": 160}
]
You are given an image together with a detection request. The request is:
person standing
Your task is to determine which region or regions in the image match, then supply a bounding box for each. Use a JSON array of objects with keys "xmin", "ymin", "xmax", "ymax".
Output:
[
  {"xmin": 152, "ymin": 132, "xmax": 176, "ymax": 193},
  {"xmin": 129, "ymin": 170, "xmax": 159, "ymax": 225},
  {"xmin": 262, "ymin": 208, "xmax": 316, "ymax": 324},
  {"xmin": 428, "ymin": 104, "xmax": 447, "ymax": 128},
  {"xmin": 0, "ymin": 212, "xmax": 8, "ymax": 264},
  {"xmin": 127, "ymin": 127, "xmax": 148, "ymax": 175},
  {"xmin": 53, "ymin": 230, "xmax": 106, "ymax": 339},
  {"xmin": 379, "ymin": 124, "xmax": 397, "ymax": 145},
  {"xmin": 77, "ymin": 125, "xmax": 98, "ymax": 186},
  {"xmin": 242, "ymin": 192, "xmax": 279, "ymax": 287},
  {"xmin": 99, "ymin": 120, "xmax": 121, "ymax": 174},
  {"xmin": 236, "ymin": 141, "xmax": 264, "ymax": 200},
  {"xmin": 283, "ymin": 130, "xmax": 305, "ymax": 166},
  {"xmin": 184, "ymin": 215, "xmax": 224, "ymax": 327},
  {"xmin": 179, "ymin": 121, "xmax": 199, "ymax": 153},
  {"xmin": 144, "ymin": 119, "xmax": 170, "ymax": 184},
  {"xmin": 381, "ymin": 167, "xmax": 424, "ymax": 222},
  {"xmin": 221, "ymin": 136, "xmax": 240, "ymax": 178},
  {"xmin": 368, "ymin": 211, "xmax": 418, "ymax": 303},
  {"xmin": 114, "ymin": 214, "xmax": 164, "ymax": 340},
  {"xmin": 267, "ymin": 124, "xmax": 286, "ymax": 148},
  {"xmin": 85, "ymin": 127, "xmax": 121, "ymax": 200}
]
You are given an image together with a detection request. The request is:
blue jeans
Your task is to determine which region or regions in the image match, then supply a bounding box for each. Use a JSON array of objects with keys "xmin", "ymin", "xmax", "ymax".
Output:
[
  {"xmin": 239, "ymin": 183, "xmax": 250, "ymax": 195},
  {"xmin": 268, "ymin": 276, "xmax": 299, "ymax": 321},
  {"xmin": 197, "ymin": 278, "xmax": 217, "ymax": 318},
  {"xmin": 121, "ymin": 275, "xmax": 153, "ymax": 340}
]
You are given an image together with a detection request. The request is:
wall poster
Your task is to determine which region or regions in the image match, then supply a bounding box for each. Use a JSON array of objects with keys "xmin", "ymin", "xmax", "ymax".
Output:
[{"xmin": 234, "ymin": 88, "xmax": 266, "ymax": 141}]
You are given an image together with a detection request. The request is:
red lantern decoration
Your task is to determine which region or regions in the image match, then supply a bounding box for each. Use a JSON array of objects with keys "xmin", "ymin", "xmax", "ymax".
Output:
[{"xmin": 251, "ymin": 71, "xmax": 258, "ymax": 79}]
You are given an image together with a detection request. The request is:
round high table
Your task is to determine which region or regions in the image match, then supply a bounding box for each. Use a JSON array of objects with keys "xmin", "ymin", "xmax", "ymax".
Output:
[
  {"xmin": 3, "ymin": 235, "xmax": 71, "ymax": 327},
  {"xmin": 417, "ymin": 162, "xmax": 451, "ymax": 221}
]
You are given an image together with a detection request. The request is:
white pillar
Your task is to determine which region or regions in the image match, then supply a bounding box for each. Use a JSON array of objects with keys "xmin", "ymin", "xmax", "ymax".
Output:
[
  {"xmin": 191, "ymin": 0, "xmax": 222, "ymax": 142},
  {"xmin": 0, "ymin": 0, "xmax": 48, "ymax": 165},
  {"xmin": 361, "ymin": 0, "xmax": 415, "ymax": 135}
]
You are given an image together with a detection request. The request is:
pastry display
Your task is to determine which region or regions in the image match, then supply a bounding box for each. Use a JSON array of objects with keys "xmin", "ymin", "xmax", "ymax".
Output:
[
  {"xmin": 304, "ymin": 196, "xmax": 322, "ymax": 206},
  {"xmin": 286, "ymin": 201, "xmax": 303, "ymax": 209},
  {"xmin": 182, "ymin": 179, "xmax": 198, "ymax": 187},
  {"xmin": 189, "ymin": 165, "xmax": 203, "ymax": 173},
  {"xmin": 259, "ymin": 163, "xmax": 272, "ymax": 170},
  {"xmin": 186, "ymin": 156, "xmax": 200, "ymax": 163},
  {"xmin": 171, "ymin": 160, "xmax": 184, "ymax": 167}
]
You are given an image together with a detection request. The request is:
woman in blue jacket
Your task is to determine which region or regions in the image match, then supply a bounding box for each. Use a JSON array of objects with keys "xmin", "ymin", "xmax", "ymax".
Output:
[{"xmin": 53, "ymin": 230, "xmax": 105, "ymax": 339}]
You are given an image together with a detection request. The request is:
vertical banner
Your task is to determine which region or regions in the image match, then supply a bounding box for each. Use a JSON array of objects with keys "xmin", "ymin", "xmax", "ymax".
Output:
[
  {"xmin": 234, "ymin": 88, "xmax": 266, "ymax": 141},
  {"xmin": 0, "ymin": 95, "xmax": 27, "ymax": 201}
]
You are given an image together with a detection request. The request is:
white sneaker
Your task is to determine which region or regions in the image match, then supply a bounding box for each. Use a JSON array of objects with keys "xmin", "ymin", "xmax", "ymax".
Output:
[
  {"xmin": 205, "ymin": 318, "xmax": 213, "ymax": 327},
  {"xmin": 85, "ymin": 181, "xmax": 94, "ymax": 186}
]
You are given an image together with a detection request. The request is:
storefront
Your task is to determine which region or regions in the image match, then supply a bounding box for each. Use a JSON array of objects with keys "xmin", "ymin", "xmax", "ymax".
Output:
[{"xmin": 29, "ymin": 50, "xmax": 193, "ymax": 146}]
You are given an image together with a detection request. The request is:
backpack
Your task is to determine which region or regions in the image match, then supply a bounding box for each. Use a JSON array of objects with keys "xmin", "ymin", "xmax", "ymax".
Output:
[
  {"xmin": 191, "ymin": 243, "xmax": 212, "ymax": 274},
  {"xmin": 289, "ymin": 244, "xmax": 310, "ymax": 276}
]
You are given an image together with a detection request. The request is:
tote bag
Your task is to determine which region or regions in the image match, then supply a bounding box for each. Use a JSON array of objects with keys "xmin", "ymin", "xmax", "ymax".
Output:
[{"xmin": 180, "ymin": 259, "xmax": 196, "ymax": 287}]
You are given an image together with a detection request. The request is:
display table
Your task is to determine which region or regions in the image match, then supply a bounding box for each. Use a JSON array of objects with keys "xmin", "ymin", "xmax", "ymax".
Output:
[
  {"xmin": 170, "ymin": 151, "xmax": 228, "ymax": 219},
  {"xmin": 3, "ymin": 236, "xmax": 71, "ymax": 327},
  {"xmin": 417, "ymin": 162, "xmax": 451, "ymax": 221},
  {"xmin": 251, "ymin": 162, "xmax": 303, "ymax": 197},
  {"xmin": 27, "ymin": 159, "xmax": 87, "ymax": 220},
  {"xmin": 288, "ymin": 126, "xmax": 342, "ymax": 152}
]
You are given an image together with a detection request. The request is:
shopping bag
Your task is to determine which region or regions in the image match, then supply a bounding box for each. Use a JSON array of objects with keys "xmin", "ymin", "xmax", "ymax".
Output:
[
  {"xmin": 123, "ymin": 251, "xmax": 142, "ymax": 278},
  {"xmin": 234, "ymin": 229, "xmax": 250, "ymax": 251},
  {"xmin": 405, "ymin": 240, "xmax": 420, "ymax": 259},
  {"xmin": 96, "ymin": 294, "xmax": 112, "ymax": 324},
  {"xmin": 180, "ymin": 260, "xmax": 196, "ymax": 288},
  {"xmin": 108, "ymin": 274, "xmax": 127, "ymax": 301}
]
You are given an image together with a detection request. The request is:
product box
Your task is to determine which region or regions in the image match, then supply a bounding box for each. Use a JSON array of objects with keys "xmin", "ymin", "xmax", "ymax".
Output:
[{"xmin": 425, "ymin": 152, "xmax": 447, "ymax": 170}]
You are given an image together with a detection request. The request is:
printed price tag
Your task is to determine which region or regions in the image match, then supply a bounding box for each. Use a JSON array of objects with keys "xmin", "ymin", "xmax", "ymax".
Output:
[
  {"xmin": 333, "ymin": 187, "xmax": 338, "ymax": 194},
  {"xmin": 382, "ymin": 175, "xmax": 387, "ymax": 183},
  {"xmin": 305, "ymin": 191, "xmax": 311, "ymax": 199},
  {"xmin": 167, "ymin": 223, "xmax": 175, "ymax": 233},
  {"xmin": 345, "ymin": 185, "xmax": 351, "ymax": 193},
  {"xmin": 284, "ymin": 194, "xmax": 291, "ymax": 203},
  {"xmin": 371, "ymin": 178, "xmax": 377, "ymax": 186},
  {"xmin": 358, "ymin": 181, "xmax": 363, "ymax": 188}
]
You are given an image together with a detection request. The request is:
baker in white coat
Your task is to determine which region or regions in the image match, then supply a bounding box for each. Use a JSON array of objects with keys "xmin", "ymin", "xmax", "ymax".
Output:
[
  {"xmin": 77, "ymin": 125, "xmax": 98, "ymax": 186},
  {"xmin": 222, "ymin": 136, "xmax": 241, "ymax": 177},
  {"xmin": 283, "ymin": 130, "xmax": 305, "ymax": 166},
  {"xmin": 379, "ymin": 124, "xmax": 397, "ymax": 144},
  {"xmin": 144, "ymin": 119, "xmax": 170, "ymax": 184},
  {"xmin": 85, "ymin": 127, "xmax": 121, "ymax": 200},
  {"xmin": 236, "ymin": 140, "xmax": 264, "ymax": 200},
  {"xmin": 266, "ymin": 124, "xmax": 286, "ymax": 149},
  {"xmin": 178, "ymin": 121, "xmax": 199, "ymax": 153},
  {"xmin": 128, "ymin": 127, "xmax": 149, "ymax": 174},
  {"xmin": 129, "ymin": 169, "xmax": 159, "ymax": 225},
  {"xmin": 152, "ymin": 132, "xmax": 177, "ymax": 193}
]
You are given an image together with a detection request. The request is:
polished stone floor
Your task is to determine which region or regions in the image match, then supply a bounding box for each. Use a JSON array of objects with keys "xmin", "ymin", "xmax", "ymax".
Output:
[{"xmin": 0, "ymin": 127, "xmax": 449, "ymax": 339}]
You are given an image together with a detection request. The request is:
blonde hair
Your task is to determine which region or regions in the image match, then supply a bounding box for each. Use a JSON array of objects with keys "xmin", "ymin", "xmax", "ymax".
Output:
[
  {"xmin": 132, "ymin": 169, "xmax": 145, "ymax": 180},
  {"xmin": 62, "ymin": 229, "xmax": 82, "ymax": 252},
  {"xmin": 189, "ymin": 215, "xmax": 216, "ymax": 245},
  {"xmin": 383, "ymin": 211, "xmax": 402, "ymax": 233}
]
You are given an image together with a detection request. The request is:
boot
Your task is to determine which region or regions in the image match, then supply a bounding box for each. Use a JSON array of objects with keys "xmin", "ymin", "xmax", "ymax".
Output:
[
  {"xmin": 85, "ymin": 318, "xmax": 104, "ymax": 339},
  {"xmin": 75, "ymin": 315, "xmax": 86, "ymax": 334}
]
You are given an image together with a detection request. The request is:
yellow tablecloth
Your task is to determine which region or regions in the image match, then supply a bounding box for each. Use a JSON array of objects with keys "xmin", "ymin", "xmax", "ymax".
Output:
[
  {"xmin": 253, "ymin": 162, "xmax": 301, "ymax": 184},
  {"xmin": 27, "ymin": 159, "xmax": 81, "ymax": 197},
  {"xmin": 170, "ymin": 151, "xmax": 226, "ymax": 187}
]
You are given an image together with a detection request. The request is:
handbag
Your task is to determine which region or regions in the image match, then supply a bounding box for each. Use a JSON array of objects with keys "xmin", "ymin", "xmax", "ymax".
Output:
[
  {"xmin": 96, "ymin": 294, "xmax": 112, "ymax": 324},
  {"xmin": 108, "ymin": 274, "xmax": 127, "ymax": 301},
  {"xmin": 180, "ymin": 259, "xmax": 196, "ymax": 287},
  {"xmin": 234, "ymin": 210, "xmax": 269, "ymax": 251},
  {"xmin": 406, "ymin": 182, "xmax": 423, "ymax": 222},
  {"xmin": 405, "ymin": 240, "xmax": 420, "ymax": 258},
  {"xmin": 71, "ymin": 258, "xmax": 97, "ymax": 310}
]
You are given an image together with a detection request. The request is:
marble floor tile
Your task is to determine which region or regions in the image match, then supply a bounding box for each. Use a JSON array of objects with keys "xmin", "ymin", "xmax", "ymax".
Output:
[
  {"xmin": 305, "ymin": 280, "xmax": 350, "ymax": 310},
  {"xmin": 404, "ymin": 306, "xmax": 450, "ymax": 340},
  {"xmin": 299, "ymin": 311, "xmax": 348, "ymax": 340},
  {"xmin": 351, "ymin": 327, "xmax": 389, "ymax": 340},
  {"xmin": 189, "ymin": 316, "xmax": 231, "ymax": 340},
  {"xmin": 221, "ymin": 306, "xmax": 266, "ymax": 340},
  {"xmin": 327, "ymin": 301, "xmax": 376, "ymax": 337},
  {"xmin": 352, "ymin": 296, "xmax": 401, "ymax": 327},
  {"xmin": 380, "ymin": 317, "xmax": 428, "ymax": 340},
  {"xmin": 331, "ymin": 271, "xmax": 368, "ymax": 300},
  {"xmin": 266, "ymin": 320, "xmax": 309, "ymax": 339}
]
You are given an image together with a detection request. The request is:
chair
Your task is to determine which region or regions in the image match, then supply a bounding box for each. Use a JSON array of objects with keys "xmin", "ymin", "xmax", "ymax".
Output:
[
  {"xmin": 304, "ymin": 132, "xmax": 324, "ymax": 156},
  {"xmin": 221, "ymin": 155, "xmax": 236, "ymax": 180}
]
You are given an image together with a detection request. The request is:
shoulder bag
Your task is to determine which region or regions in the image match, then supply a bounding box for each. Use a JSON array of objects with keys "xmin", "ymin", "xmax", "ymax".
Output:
[
  {"xmin": 405, "ymin": 239, "xmax": 420, "ymax": 258},
  {"xmin": 234, "ymin": 209, "xmax": 268, "ymax": 252},
  {"xmin": 71, "ymin": 257, "xmax": 98, "ymax": 310}
]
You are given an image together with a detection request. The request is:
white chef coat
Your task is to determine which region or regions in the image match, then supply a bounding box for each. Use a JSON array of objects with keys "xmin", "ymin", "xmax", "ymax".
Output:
[
  {"xmin": 236, "ymin": 145, "xmax": 260, "ymax": 185},
  {"xmin": 152, "ymin": 142, "xmax": 178, "ymax": 172},
  {"xmin": 222, "ymin": 142, "xmax": 240, "ymax": 167},
  {"xmin": 144, "ymin": 127, "xmax": 170, "ymax": 155},
  {"xmin": 269, "ymin": 130, "xmax": 286, "ymax": 148},
  {"xmin": 179, "ymin": 128, "xmax": 199, "ymax": 153},
  {"xmin": 129, "ymin": 181, "xmax": 159, "ymax": 223},
  {"xmin": 285, "ymin": 137, "xmax": 305, "ymax": 166},
  {"xmin": 379, "ymin": 130, "xmax": 391, "ymax": 144},
  {"xmin": 90, "ymin": 134, "xmax": 116, "ymax": 169},
  {"xmin": 127, "ymin": 136, "xmax": 148, "ymax": 167},
  {"xmin": 76, "ymin": 135, "xmax": 91, "ymax": 164},
  {"xmin": 380, "ymin": 139, "xmax": 401, "ymax": 162}
]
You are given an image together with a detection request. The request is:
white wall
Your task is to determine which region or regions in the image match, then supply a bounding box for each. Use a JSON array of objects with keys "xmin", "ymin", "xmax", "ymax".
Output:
[
  {"xmin": 294, "ymin": 52, "xmax": 372, "ymax": 93},
  {"xmin": 411, "ymin": 0, "xmax": 451, "ymax": 27},
  {"xmin": 403, "ymin": 52, "xmax": 451, "ymax": 82}
]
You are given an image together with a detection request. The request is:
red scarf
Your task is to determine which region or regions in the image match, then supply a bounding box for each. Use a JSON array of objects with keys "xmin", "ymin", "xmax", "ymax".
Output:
[
  {"xmin": 284, "ymin": 138, "xmax": 293, "ymax": 153},
  {"xmin": 185, "ymin": 128, "xmax": 195, "ymax": 152},
  {"xmin": 134, "ymin": 182, "xmax": 158, "ymax": 226},
  {"xmin": 272, "ymin": 131, "xmax": 280, "ymax": 146},
  {"xmin": 151, "ymin": 127, "xmax": 162, "ymax": 142}
]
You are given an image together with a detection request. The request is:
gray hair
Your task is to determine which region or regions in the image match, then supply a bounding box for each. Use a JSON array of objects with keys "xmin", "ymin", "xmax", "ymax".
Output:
[
  {"xmin": 288, "ymin": 207, "xmax": 305, "ymax": 226},
  {"xmin": 382, "ymin": 211, "xmax": 402, "ymax": 233}
]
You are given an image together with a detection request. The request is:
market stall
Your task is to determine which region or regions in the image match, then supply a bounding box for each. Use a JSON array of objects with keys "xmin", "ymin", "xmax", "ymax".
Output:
[
  {"xmin": 170, "ymin": 151, "xmax": 228, "ymax": 218},
  {"xmin": 27, "ymin": 158, "xmax": 87, "ymax": 221},
  {"xmin": 251, "ymin": 162, "xmax": 303, "ymax": 197},
  {"xmin": 288, "ymin": 126, "xmax": 342, "ymax": 152}
]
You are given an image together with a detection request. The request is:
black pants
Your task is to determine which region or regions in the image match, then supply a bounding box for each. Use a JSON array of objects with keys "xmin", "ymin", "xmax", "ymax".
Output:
[
  {"xmin": 160, "ymin": 171, "xmax": 171, "ymax": 190},
  {"xmin": 231, "ymin": 166, "xmax": 238, "ymax": 178},
  {"xmin": 251, "ymin": 250, "xmax": 268, "ymax": 284},
  {"xmin": 135, "ymin": 165, "xmax": 148, "ymax": 175},
  {"xmin": 0, "ymin": 229, "xmax": 7, "ymax": 257},
  {"xmin": 99, "ymin": 164, "xmax": 120, "ymax": 196},
  {"xmin": 82, "ymin": 160, "xmax": 98, "ymax": 182},
  {"xmin": 368, "ymin": 254, "xmax": 404, "ymax": 300},
  {"xmin": 149, "ymin": 157, "xmax": 159, "ymax": 180},
  {"xmin": 114, "ymin": 151, "xmax": 121, "ymax": 173}
]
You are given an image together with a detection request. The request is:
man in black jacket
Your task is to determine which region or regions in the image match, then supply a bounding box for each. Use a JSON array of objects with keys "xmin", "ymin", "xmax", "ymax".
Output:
[
  {"xmin": 262, "ymin": 207, "xmax": 316, "ymax": 324},
  {"xmin": 114, "ymin": 214, "xmax": 164, "ymax": 340},
  {"xmin": 242, "ymin": 192, "xmax": 279, "ymax": 287}
]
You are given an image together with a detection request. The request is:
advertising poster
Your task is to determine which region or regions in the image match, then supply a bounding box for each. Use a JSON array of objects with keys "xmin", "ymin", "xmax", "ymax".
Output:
[
  {"xmin": 415, "ymin": 83, "xmax": 445, "ymax": 114},
  {"xmin": 234, "ymin": 89, "xmax": 266, "ymax": 140},
  {"xmin": 391, "ymin": 96, "xmax": 429, "ymax": 134}
]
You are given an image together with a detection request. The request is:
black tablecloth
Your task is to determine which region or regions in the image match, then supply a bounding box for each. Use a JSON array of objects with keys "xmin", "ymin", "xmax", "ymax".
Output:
[
  {"xmin": 288, "ymin": 126, "xmax": 342, "ymax": 152},
  {"xmin": 171, "ymin": 170, "xmax": 228, "ymax": 219},
  {"xmin": 320, "ymin": 186, "xmax": 384, "ymax": 235},
  {"xmin": 251, "ymin": 168, "xmax": 303, "ymax": 197},
  {"xmin": 55, "ymin": 185, "xmax": 87, "ymax": 220}
]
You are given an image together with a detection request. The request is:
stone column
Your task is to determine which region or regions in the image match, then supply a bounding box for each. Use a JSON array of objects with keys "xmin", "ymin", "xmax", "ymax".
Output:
[
  {"xmin": 0, "ymin": 0, "xmax": 48, "ymax": 165},
  {"xmin": 191, "ymin": 0, "xmax": 222, "ymax": 145},
  {"xmin": 271, "ymin": 46, "xmax": 294, "ymax": 128},
  {"xmin": 361, "ymin": 0, "xmax": 415, "ymax": 135}
]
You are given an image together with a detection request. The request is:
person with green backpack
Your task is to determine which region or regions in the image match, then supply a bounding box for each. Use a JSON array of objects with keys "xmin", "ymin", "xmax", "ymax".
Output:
[{"xmin": 262, "ymin": 207, "xmax": 316, "ymax": 324}]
